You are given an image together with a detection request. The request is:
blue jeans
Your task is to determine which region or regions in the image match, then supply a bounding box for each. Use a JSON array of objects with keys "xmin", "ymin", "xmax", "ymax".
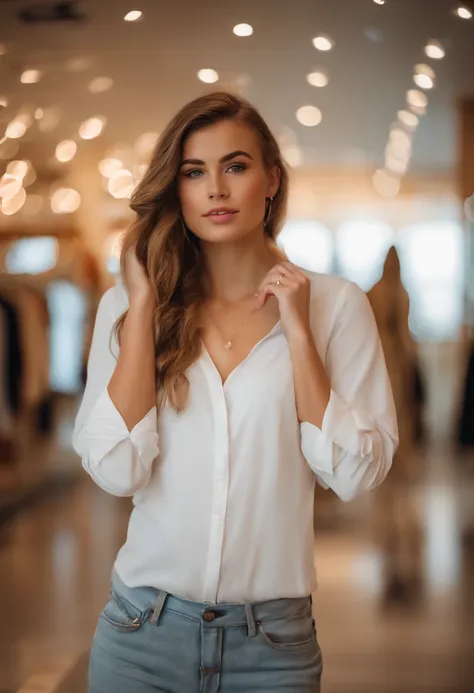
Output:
[{"xmin": 89, "ymin": 571, "xmax": 323, "ymax": 692}]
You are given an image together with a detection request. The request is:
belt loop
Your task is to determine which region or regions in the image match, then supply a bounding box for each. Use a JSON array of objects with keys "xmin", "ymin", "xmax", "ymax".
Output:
[
  {"xmin": 150, "ymin": 590, "xmax": 168, "ymax": 626},
  {"xmin": 245, "ymin": 604, "xmax": 257, "ymax": 637}
]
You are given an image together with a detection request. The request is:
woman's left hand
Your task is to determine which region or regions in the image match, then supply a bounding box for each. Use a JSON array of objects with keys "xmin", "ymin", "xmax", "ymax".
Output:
[{"xmin": 255, "ymin": 262, "xmax": 312, "ymax": 340}]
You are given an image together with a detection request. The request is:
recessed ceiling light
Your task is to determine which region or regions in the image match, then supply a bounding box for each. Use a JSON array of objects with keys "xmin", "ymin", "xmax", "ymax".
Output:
[
  {"xmin": 197, "ymin": 69, "xmax": 219, "ymax": 84},
  {"xmin": 21, "ymin": 69, "xmax": 42, "ymax": 84},
  {"xmin": 233, "ymin": 23, "xmax": 253, "ymax": 37},
  {"xmin": 124, "ymin": 10, "xmax": 142, "ymax": 21},
  {"xmin": 51, "ymin": 188, "xmax": 81, "ymax": 214},
  {"xmin": 397, "ymin": 110, "xmax": 419, "ymax": 129},
  {"xmin": 56, "ymin": 140, "xmax": 78, "ymax": 163},
  {"xmin": 424, "ymin": 39, "xmax": 445, "ymax": 59},
  {"xmin": 79, "ymin": 116, "xmax": 107, "ymax": 140},
  {"xmin": 306, "ymin": 70, "xmax": 329, "ymax": 88},
  {"xmin": 456, "ymin": 5, "xmax": 472, "ymax": 19},
  {"xmin": 413, "ymin": 73, "xmax": 434, "ymax": 90},
  {"xmin": 6, "ymin": 120, "xmax": 27, "ymax": 139},
  {"xmin": 89, "ymin": 77, "xmax": 114, "ymax": 93},
  {"xmin": 312, "ymin": 35, "xmax": 334, "ymax": 51},
  {"xmin": 296, "ymin": 105, "xmax": 322, "ymax": 127}
]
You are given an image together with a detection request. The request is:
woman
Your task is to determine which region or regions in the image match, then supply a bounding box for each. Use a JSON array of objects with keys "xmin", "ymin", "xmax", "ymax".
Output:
[{"xmin": 74, "ymin": 91, "xmax": 398, "ymax": 693}]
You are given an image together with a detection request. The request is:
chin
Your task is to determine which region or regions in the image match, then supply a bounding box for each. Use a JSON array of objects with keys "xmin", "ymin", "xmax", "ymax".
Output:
[{"xmin": 194, "ymin": 219, "xmax": 260, "ymax": 245}]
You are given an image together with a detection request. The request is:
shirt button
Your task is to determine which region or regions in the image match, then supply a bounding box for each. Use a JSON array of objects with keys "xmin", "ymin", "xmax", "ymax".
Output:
[{"xmin": 203, "ymin": 610, "xmax": 217, "ymax": 622}]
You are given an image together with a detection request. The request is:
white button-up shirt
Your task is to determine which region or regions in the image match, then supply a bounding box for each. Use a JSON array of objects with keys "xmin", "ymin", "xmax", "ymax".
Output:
[{"xmin": 73, "ymin": 272, "xmax": 397, "ymax": 604}]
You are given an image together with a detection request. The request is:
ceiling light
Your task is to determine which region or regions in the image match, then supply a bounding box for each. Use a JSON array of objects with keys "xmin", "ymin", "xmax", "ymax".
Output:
[
  {"xmin": 99, "ymin": 158, "xmax": 125, "ymax": 178},
  {"xmin": 296, "ymin": 105, "xmax": 322, "ymax": 127},
  {"xmin": 385, "ymin": 153, "xmax": 409, "ymax": 176},
  {"xmin": 282, "ymin": 145, "xmax": 303, "ymax": 168},
  {"xmin": 233, "ymin": 23, "xmax": 253, "ymax": 37},
  {"xmin": 0, "ymin": 174, "xmax": 23, "ymax": 200},
  {"xmin": 414, "ymin": 73, "xmax": 434, "ymax": 90},
  {"xmin": 312, "ymin": 35, "xmax": 334, "ymax": 51},
  {"xmin": 307, "ymin": 70, "xmax": 329, "ymax": 87},
  {"xmin": 6, "ymin": 120, "xmax": 27, "ymax": 139},
  {"xmin": 373, "ymin": 169, "xmax": 400, "ymax": 198},
  {"xmin": 456, "ymin": 5, "xmax": 472, "ymax": 19},
  {"xmin": 108, "ymin": 169, "xmax": 136, "ymax": 199},
  {"xmin": 373, "ymin": 0, "xmax": 385, "ymax": 4},
  {"xmin": 89, "ymin": 77, "xmax": 114, "ymax": 93},
  {"xmin": 20, "ymin": 69, "xmax": 42, "ymax": 84},
  {"xmin": 197, "ymin": 69, "xmax": 219, "ymax": 84},
  {"xmin": 6, "ymin": 160, "xmax": 29, "ymax": 179},
  {"xmin": 124, "ymin": 10, "xmax": 142, "ymax": 21},
  {"xmin": 424, "ymin": 40, "xmax": 445, "ymax": 59},
  {"xmin": 415, "ymin": 63, "xmax": 435, "ymax": 79},
  {"xmin": 79, "ymin": 116, "xmax": 106, "ymax": 140},
  {"xmin": 56, "ymin": 140, "xmax": 77, "ymax": 163},
  {"xmin": 51, "ymin": 188, "xmax": 81, "ymax": 214},
  {"xmin": 1, "ymin": 187, "xmax": 26, "ymax": 215},
  {"xmin": 407, "ymin": 89, "xmax": 428, "ymax": 110},
  {"xmin": 397, "ymin": 110, "xmax": 419, "ymax": 129}
]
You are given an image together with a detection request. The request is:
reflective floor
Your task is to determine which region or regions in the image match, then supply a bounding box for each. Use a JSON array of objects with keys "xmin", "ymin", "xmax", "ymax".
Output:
[{"xmin": 1, "ymin": 439, "xmax": 474, "ymax": 692}]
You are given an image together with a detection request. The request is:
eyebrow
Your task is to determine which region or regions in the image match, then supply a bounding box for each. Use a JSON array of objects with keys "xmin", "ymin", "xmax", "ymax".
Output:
[{"xmin": 180, "ymin": 150, "xmax": 253, "ymax": 167}]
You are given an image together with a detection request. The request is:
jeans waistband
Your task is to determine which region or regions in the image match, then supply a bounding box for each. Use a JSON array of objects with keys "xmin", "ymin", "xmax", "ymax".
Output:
[{"xmin": 111, "ymin": 570, "xmax": 312, "ymax": 632}]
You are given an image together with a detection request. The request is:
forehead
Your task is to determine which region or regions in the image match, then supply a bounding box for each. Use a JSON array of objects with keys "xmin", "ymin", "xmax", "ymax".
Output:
[{"xmin": 182, "ymin": 119, "xmax": 262, "ymax": 160}]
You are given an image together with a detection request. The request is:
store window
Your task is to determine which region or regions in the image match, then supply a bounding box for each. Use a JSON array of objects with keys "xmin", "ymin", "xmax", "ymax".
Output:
[
  {"xmin": 277, "ymin": 220, "xmax": 333, "ymax": 273},
  {"xmin": 335, "ymin": 221, "xmax": 395, "ymax": 291},
  {"xmin": 398, "ymin": 221, "xmax": 464, "ymax": 341},
  {"xmin": 6, "ymin": 236, "xmax": 58, "ymax": 274},
  {"xmin": 47, "ymin": 280, "xmax": 86, "ymax": 393}
]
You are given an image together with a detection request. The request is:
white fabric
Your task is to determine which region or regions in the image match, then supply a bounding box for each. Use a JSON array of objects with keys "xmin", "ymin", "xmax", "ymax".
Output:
[{"xmin": 73, "ymin": 272, "xmax": 398, "ymax": 604}]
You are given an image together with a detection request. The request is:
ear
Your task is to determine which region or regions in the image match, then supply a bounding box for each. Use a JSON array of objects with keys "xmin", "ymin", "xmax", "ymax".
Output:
[{"xmin": 266, "ymin": 165, "xmax": 281, "ymax": 199}]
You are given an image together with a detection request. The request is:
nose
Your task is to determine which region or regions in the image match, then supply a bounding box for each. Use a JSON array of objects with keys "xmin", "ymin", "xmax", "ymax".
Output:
[{"xmin": 208, "ymin": 173, "xmax": 229, "ymax": 200}]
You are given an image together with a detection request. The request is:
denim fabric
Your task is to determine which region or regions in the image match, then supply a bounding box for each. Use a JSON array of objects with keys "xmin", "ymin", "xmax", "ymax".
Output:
[{"xmin": 89, "ymin": 571, "xmax": 323, "ymax": 692}]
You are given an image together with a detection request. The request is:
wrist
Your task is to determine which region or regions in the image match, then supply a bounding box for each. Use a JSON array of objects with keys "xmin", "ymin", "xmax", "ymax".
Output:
[
  {"xmin": 287, "ymin": 325, "xmax": 313, "ymax": 348},
  {"xmin": 129, "ymin": 291, "xmax": 156, "ymax": 315}
]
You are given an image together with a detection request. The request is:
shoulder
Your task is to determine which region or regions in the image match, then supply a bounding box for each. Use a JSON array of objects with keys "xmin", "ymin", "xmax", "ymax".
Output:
[
  {"xmin": 303, "ymin": 270, "xmax": 366, "ymax": 312},
  {"xmin": 302, "ymin": 270, "xmax": 373, "ymax": 336}
]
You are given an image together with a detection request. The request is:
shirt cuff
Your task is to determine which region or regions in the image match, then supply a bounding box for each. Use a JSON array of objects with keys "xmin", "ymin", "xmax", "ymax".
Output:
[
  {"xmin": 85, "ymin": 388, "xmax": 159, "ymax": 470},
  {"xmin": 300, "ymin": 389, "xmax": 376, "ymax": 476}
]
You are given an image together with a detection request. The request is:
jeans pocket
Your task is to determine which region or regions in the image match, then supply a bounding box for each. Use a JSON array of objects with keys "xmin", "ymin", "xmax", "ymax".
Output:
[
  {"xmin": 258, "ymin": 607, "xmax": 317, "ymax": 652},
  {"xmin": 99, "ymin": 589, "xmax": 148, "ymax": 633}
]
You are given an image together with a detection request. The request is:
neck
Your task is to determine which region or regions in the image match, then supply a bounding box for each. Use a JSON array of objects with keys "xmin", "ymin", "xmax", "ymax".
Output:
[{"xmin": 201, "ymin": 230, "xmax": 279, "ymax": 303}]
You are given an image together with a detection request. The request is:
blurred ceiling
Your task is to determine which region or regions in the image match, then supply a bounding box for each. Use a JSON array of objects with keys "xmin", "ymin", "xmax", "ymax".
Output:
[{"xmin": 0, "ymin": 0, "xmax": 474, "ymax": 184}]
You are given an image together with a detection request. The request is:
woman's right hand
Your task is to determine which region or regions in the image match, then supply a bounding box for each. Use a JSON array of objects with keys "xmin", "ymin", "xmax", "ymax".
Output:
[{"xmin": 124, "ymin": 248, "xmax": 155, "ymax": 307}]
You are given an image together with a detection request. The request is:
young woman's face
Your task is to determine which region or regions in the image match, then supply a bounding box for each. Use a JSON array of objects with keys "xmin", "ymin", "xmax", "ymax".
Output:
[{"xmin": 178, "ymin": 119, "xmax": 279, "ymax": 245}]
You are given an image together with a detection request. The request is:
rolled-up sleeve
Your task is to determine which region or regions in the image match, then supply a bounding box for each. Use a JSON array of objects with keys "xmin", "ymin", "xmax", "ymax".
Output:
[
  {"xmin": 72, "ymin": 286, "xmax": 159, "ymax": 497},
  {"xmin": 300, "ymin": 281, "xmax": 398, "ymax": 501}
]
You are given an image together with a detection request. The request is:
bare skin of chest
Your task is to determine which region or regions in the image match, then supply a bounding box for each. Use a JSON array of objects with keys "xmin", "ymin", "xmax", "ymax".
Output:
[{"xmin": 201, "ymin": 297, "xmax": 280, "ymax": 384}]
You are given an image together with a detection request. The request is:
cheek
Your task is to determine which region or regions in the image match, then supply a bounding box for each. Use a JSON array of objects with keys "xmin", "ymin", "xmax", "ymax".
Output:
[{"xmin": 178, "ymin": 182, "xmax": 201, "ymax": 217}]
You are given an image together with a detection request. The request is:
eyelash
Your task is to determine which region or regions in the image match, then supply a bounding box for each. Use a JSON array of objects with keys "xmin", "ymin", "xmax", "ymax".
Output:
[{"xmin": 184, "ymin": 163, "xmax": 247, "ymax": 178}]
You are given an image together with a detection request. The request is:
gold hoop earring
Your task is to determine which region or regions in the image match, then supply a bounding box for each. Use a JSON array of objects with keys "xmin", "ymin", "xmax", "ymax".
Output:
[{"xmin": 264, "ymin": 196, "xmax": 274, "ymax": 226}]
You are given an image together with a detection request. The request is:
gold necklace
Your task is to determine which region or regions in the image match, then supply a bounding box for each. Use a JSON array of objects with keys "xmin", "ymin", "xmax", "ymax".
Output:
[{"xmin": 206, "ymin": 299, "xmax": 259, "ymax": 350}]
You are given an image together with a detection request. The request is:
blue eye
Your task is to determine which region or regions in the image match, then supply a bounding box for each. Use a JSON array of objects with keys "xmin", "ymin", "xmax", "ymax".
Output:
[
  {"xmin": 185, "ymin": 169, "xmax": 203, "ymax": 178},
  {"xmin": 227, "ymin": 163, "xmax": 246, "ymax": 173}
]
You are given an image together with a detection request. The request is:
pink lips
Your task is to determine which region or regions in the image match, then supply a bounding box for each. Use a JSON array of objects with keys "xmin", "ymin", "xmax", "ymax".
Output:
[{"xmin": 204, "ymin": 207, "xmax": 239, "ymax": 224}]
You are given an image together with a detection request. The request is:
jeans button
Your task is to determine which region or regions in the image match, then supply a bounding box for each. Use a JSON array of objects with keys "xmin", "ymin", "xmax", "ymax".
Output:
[{"xmin": 203, "ymin": 610, "xmax": 217, "ymax": 622}]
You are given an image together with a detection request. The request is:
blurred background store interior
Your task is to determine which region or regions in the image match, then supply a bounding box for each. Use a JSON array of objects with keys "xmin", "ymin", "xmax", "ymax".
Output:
[{"xmin": 1, "ymin": 0, "xmax": 474, "ymax": 691}]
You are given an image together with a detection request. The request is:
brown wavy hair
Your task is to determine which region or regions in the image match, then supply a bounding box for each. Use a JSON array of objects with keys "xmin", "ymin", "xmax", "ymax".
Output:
[{"xmin": 116, "ymin": 91, "xmax": 289, "ymax": 412}]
